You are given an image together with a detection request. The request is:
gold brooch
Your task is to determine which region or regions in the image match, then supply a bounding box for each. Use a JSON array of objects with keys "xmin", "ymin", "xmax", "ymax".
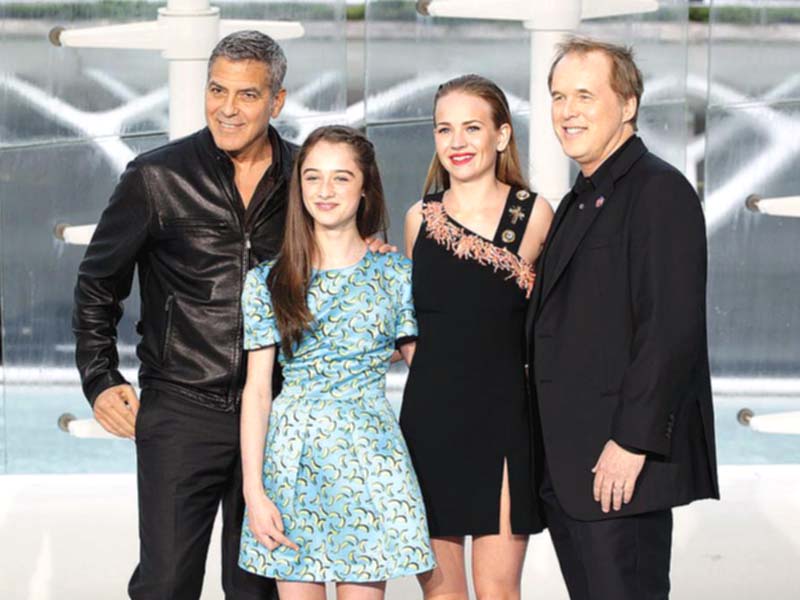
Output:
[
  {"xmin": 508, "ymin": 205, "xmax": 526, "ymax": 225},
  {"xmin": 516, "ymin": 189, "xmax": 531, "ymax": 201},
  {"xmin": 501, "ymin": 229, "xmax": 516, "ymax": 243}
]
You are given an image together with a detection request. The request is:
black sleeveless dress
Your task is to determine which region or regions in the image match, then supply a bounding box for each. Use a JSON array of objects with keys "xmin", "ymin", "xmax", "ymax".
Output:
[{"xmin": 400, "ymin": 186, "xmax": 545, "ymax": 537}]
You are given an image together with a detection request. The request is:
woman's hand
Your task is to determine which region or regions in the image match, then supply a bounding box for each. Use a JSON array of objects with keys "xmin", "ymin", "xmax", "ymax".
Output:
[
  {"xmin": 365, "ymin": 236, "xmax": 397, "ymax": 254},
  {"xmin": 399, "ymin": 340, "xmax": 416, "ymax": 366},
  {"xmin": 246, "ymin": 492, "xmax": 299, "ymax": 552}
]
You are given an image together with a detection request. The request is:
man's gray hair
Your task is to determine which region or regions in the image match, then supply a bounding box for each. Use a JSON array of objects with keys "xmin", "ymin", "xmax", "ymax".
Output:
[{"xmin": 208, "ymin": 30, "xmax": 288, "ymax": 95}]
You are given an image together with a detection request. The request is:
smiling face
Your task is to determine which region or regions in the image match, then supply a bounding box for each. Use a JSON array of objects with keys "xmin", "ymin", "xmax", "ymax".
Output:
[
  {"xmin": 300, "ymin": 141, "xmax": 365, "ymax": 232},
  {"xmin": 433, "ymin": 91, "xmax": 511, "ymax": 185},
  {"xmin": 205, "ymin": 57, "xmax": 286, "ymax": 157},
  {"xmin": 550, "ymin": 50, "xmax": 637, "ymax": 176}
]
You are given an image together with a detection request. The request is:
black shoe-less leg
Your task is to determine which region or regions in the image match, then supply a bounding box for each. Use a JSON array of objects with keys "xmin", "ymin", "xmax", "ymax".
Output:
[
  {"xmin": 540, "ymin": 469, "xmax": 591, "ymax": 600},
  {"xmin": 129, "ymin": 390, "xmax": 257, "ymax": 600},
  {"xmin": 540, "ymin": 466, "xmax": 672, "ymax": 600}
]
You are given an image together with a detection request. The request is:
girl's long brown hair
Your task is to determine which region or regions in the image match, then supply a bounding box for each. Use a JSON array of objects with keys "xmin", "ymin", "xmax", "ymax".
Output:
[
  {"xmin": 423, "ymin": 74, "xmax": 529, "ymax": 194},
  {"xmin": 268, "ymin": 125, "xmax": 388, "ymax": 357}
]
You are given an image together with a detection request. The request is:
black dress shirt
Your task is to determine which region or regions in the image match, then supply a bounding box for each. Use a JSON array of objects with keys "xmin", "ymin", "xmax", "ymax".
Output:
[{"xmin": 539, "ymin": 136, "xmax": 638, "ymax": 291}]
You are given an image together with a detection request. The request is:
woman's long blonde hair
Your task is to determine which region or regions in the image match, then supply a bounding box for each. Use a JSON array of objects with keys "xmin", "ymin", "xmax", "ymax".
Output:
[{"xmin": 423, "ymin": 74, "xmax": 529, "ymax": 195}]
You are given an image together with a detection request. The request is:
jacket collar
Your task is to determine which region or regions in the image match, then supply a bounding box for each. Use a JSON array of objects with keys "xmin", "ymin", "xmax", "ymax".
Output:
[
  {"xmin": 198, "ymin": 125, "xmax": 296, "ymax": 183},
  {"xmin": 586, "ymin": 134, "xmax": 646, "ymax": 192},
  {"xmin": 572, "ymin": 134, "xmax": 644, "ymax": 195},
  {"xmin": 526, "ymin": 135, "xmax": 648, "ymax": 326}
]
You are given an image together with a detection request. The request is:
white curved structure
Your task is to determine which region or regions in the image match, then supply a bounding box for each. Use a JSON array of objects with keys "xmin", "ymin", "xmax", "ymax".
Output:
[
  {"xmin": 52, "ymin": 0, "xmax": 304, "ymax": 139},
  {"xmin": 746, "ymin": 410, "xmax": 800, "ymax": 435},
  {"xmin": 747, "ymin": 195, "xmax": 800, "ymax": 218}
]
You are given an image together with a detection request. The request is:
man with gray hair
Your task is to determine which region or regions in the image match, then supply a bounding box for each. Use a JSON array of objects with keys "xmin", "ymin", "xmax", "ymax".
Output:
[{"xmin": 73, "ymin": 30, "xmax": 293, "ymax": 599}]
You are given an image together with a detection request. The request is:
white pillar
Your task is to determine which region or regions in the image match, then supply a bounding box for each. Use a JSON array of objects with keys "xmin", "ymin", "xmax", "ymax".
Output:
[
  {"xmin": 159, "ymin": 0, "xmax": 219, "ymax": 138},
  {"xmin": 528, "ymin": 30, "xmax": 572, "ymax": 203},
  {"xmin": 167, "ymin": 61, "xmax": 209, "ymax": 138},
  {"xmin": 166, "ymin": 0, "xmax": 212, "ymax": 11}
]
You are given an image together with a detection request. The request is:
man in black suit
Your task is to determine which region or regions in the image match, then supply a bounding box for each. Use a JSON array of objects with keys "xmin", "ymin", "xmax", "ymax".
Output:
[{"xmin": 526, "ymin": 37, "xmax": 719, "ymax": 599}]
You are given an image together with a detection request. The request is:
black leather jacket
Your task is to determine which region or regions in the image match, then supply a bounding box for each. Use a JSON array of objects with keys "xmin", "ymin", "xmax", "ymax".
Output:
[{"xmin": 73, "ymin": 126, "xmax": 297, "ymax": 411}]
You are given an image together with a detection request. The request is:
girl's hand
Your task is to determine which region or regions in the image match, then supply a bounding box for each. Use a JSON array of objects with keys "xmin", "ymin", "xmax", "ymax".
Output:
[{"xmin": 247, "ymin": 492, "xmax": 300, "ymax": 552}]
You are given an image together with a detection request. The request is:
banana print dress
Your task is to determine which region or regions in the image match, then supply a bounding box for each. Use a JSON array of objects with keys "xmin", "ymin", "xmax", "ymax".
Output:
[{"xmin": 238, "ymin": 250, "xmax": 436, "ymax": 582}]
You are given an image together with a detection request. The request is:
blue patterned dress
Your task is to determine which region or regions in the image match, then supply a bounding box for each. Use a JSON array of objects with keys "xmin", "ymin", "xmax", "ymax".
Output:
[{"xmin": 238, "ymin": 250, "xmax": 436, "ymax": 582}]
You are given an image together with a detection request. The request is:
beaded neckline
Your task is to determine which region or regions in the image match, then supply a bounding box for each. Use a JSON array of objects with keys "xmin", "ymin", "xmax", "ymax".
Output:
[{"xmin": 422, "ymin": 200, "xmax": 536, "ymax": 297}]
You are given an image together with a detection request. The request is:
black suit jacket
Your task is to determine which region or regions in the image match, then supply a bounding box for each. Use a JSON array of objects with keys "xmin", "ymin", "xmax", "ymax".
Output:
[{"xmin": 526, "ymin": 137, "xmax": 720, "ymax": 520}]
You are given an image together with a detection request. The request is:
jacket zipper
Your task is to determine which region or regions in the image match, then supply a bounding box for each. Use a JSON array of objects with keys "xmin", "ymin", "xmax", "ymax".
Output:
[
  {"xmin": 161, "ymin": 293, "xmax": 175, "ymax": 363},
  {"xmin": 221, "ymin": 159, "xmax": 283, "ymax": 405}
]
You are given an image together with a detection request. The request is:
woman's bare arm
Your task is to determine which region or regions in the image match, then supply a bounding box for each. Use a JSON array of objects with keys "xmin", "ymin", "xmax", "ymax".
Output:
[
  {"xmin": 518, "ymin": 196, "xmax": 555, "ymax": 264},
  {"xmin": 404, "ymin": 200, "xmax": 424, "ymax": 259}
]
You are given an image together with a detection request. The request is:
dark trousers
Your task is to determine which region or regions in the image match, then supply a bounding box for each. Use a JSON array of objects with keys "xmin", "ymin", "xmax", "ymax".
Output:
[
  {"xmin": 541, "ymin": 467, "xmax": 672, "ymax": 600},
  {"xmin": 129, "ymin": 389, "xmax": 277, "ymax": 600}
]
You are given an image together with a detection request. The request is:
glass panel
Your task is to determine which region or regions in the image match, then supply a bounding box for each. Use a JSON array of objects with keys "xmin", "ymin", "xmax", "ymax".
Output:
[
  {"xmin": 706, "ymin": 101, "xmax": 800, "ymax": 378},
  {"xmin": 364, "ymin": 1, "xmax": 689, "ymax": 123},
  {"xmin": 581, "ymin": 1, "xmax": 689, "ymax": 105},
  {"xmin": 364, "ymin": 1, "xmax": 529, "ymax": 124},
  {"xmin": 0, "ymin": 1, "xmax": 348, "ymax": 147},
  {"xmin": 0, "ymin": 134, "xmax": 167, "ymax": 473},
  {"xmin": 0, "ymin": 2, "xmax": 167, "ymax": 146},
  {"xmin": 638, "ymin": 100, "xmax": 689, "ymax": 175},
  {"xmin": 574, "ymin": 3, "xmax": 692, "ymax": 180},
  {"xmin": 709, "ymin": 2, "xmax": 800, "ymax": 105},
  {"xmin": 368, "ymin": 120, "xmax": 434, "ymax": 246},
  {"xmin": 705, "ymin": 101, "xmax": 800, "ymax": 464},
  {"xmin": 363, "ymin": 1, "xmax": 690, "ymax": 198},
  {"xmin": 243, "ymin": 1, "xmax": 348, "ymax": 118}
]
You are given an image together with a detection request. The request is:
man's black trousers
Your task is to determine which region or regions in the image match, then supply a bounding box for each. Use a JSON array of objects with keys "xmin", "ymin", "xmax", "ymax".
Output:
[
  {"xmin": 541, "ymin": 466, "xmax": 673, "ymax": 600},
  {"xmin": 129, "ymin": 389, "xmax": 278, "ymax": 600}
]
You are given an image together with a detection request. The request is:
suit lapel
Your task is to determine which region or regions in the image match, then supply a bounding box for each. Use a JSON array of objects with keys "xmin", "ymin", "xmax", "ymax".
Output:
[
  {"xmin": 536, "ymin": 184, "xmax": 611, "ymax": 313},
  {"xmin": 534, "ymin": 137, "xmax": 649, "ymax": 318}
]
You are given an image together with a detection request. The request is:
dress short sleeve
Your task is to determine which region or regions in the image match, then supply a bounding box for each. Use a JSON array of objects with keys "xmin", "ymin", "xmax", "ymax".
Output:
[
  {"xmin": 394, "ymin": 257, "xmax": 418, "ymax": 346},
  {"xmin": 242, "ymin": 264, "xmax": 280, "ymax": 350}
]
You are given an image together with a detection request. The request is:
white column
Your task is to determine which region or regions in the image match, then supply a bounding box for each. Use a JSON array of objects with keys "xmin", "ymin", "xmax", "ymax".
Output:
[
  {"xmin": 165, "ymin": 0, "xmax": 213, "ymax": 12},
  {"xmin": 167, "ymin": 61, "xmax": 210, "ymax": 138},
  {"xmin": 527, "ymin": 29, "xmax": 572, "ymax": 203},
  {"xmin": 159, "ymin": 0, "xmax": 220, "ymax": 138}
]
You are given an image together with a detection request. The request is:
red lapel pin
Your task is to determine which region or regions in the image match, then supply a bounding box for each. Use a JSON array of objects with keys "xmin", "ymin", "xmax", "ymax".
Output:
[{"xmin": 595, "ymin": 196, "xmax": 605, "ymax": 209}]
